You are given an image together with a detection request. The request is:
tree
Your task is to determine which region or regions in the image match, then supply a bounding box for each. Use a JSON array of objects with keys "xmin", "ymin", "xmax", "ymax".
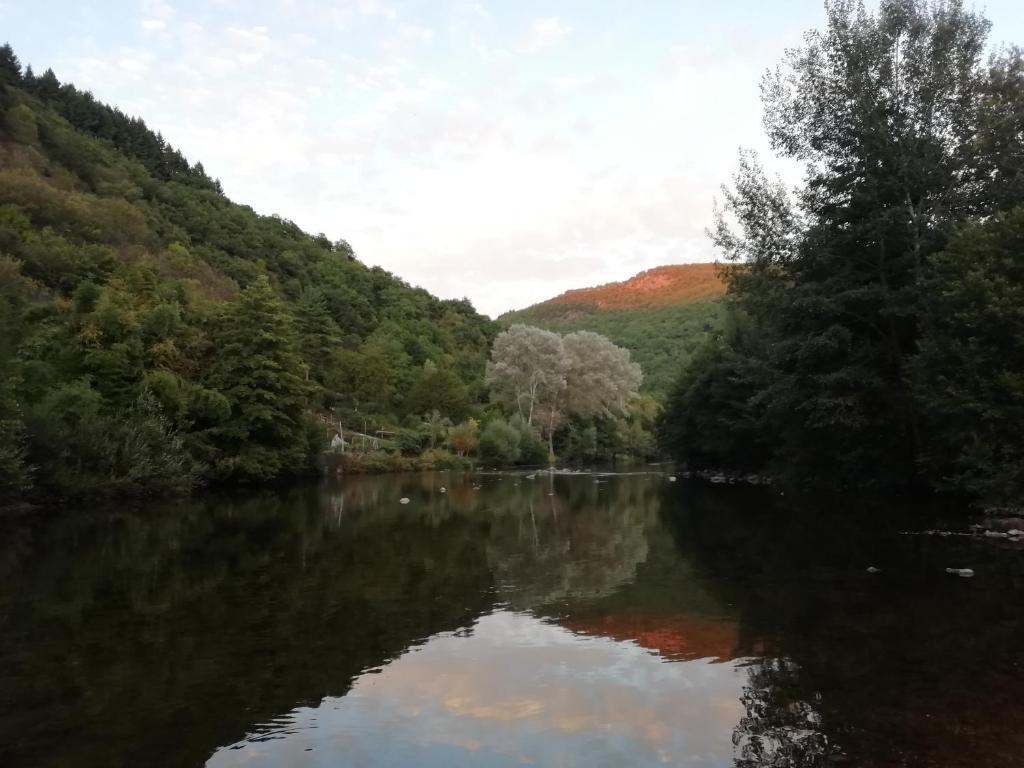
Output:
[
  {"xmin": 563, "ymin": 331, "xmax": 642, "ymax": 417},
  {"xmin": 206, "ymin": 276, "xmax": 316, "ymax": 482},
  {"xmin": 486, "ymin": 325, "xmax": 641, "ymax": 461},
  {"xmin": 479, "ymin": 418, "xmax": 522, "ymax": 464},
  {"xmin": 405, "ymin": 361, "xmax": 470, "ymax": 420},
  {"xmin": 912, "ymin": 209, "xmax": 1024, "ymax": 500},
  {"xmin": 666, "ymin": 0, "xmax": 1021, "ymax": 492},
  {"xmin": 422, "ymin": 409, "xmax": 451, "ymax": 449},
  {"xmin": 753, "ymin": 0, "xmax": 991, "ymax": 484},
  {"xmin": 0, "ymin": 43, "xmax": 21, "ymax": 86},
  {"xmin": 293, "ymin": 287, "xmax": 341, "ymax": 394},
  {"xmin": 485, "ymin": 324, "xmax": 565, "ymax": 427},
  {"xmin": 447, "ymin": 419, "xmax": 478, "ymax": 457}
]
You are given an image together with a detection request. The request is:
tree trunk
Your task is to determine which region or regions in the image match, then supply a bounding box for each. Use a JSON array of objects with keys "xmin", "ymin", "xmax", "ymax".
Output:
[{"xmin": 547, "ymin": 411, "xmax": 556, "ymax": 465}]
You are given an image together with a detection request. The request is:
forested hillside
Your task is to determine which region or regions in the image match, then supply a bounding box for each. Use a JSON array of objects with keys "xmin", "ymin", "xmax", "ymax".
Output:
[
  {"xmin": 504, "ymin": 265, "xmax": 726, "ymax": 396},
  {"xmin": 0, "ymin": 44, "xmax": 496, "ymax": 500},
  {"xmin": 660, "ymin": 0, "xmax": 1024, "ymax": 503}
]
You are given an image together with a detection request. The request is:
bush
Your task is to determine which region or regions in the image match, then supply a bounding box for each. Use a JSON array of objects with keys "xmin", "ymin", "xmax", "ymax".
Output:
[
  {"xmin": 396, "ymin": 428, "xmax": 427, "ymax": 455},
  {"xmin": 24, "ymin": 383, "xmax": 201, "ymax": 498},
  {"xmin": 511, "ymin": 415, "xmax": 548, "ymax": 465},
  {"xmin": 418, "ymin": 448, "xmax": 471, "ymax": 470},
  {"xmin": 479, "ymin": 418, "xmax": 521, "ymax": 465}
]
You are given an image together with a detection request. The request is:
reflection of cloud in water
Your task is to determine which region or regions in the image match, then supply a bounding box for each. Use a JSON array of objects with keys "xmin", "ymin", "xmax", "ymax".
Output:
[{"xmin": 208, "ymin": 610, "xmax": 746, "ymax": 767}]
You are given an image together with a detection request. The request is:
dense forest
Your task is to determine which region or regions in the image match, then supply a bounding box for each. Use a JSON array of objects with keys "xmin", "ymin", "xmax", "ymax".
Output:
[
  {"xmin": 660, "ymin": 0, "xmax": 1024, "ymax": 503},
  {"xmin": 504, "ymin": 265, "xmax": 726, "ymax": 396},
  {"xmin": 0, "ymin": 44, "xmax": 500, "ymax": 501}
]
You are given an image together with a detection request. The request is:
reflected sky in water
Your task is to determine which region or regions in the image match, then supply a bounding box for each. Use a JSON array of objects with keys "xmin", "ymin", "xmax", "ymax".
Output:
[{"xmin": 210, "ymin": 610, "xmax": 745, "ymax": 767}]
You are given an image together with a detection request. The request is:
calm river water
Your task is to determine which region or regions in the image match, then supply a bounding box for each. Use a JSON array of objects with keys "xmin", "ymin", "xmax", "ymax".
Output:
[{"xmin": 1, "ymin": 471, "xmax": 1022, "ymax": 767}]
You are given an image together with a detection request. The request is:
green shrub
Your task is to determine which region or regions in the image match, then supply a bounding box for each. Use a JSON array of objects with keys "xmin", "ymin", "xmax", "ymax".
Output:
[{"xmin": 478, "ymin": 418, "xmax": 521, "ymax": 465}]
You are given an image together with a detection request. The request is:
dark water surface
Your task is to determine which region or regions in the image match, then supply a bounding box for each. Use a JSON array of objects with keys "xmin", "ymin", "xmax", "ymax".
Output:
[{"xmin": 1, "ymin": 472, "xmax": 1022, "ymax": 767}]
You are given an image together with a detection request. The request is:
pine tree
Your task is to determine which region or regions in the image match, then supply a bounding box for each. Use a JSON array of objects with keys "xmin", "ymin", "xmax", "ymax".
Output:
[
  {"xmin": 294, "ymin": 287, "xmax": 341, "ymax": 392},
  {"xmin": 0, "ymin": 43, "xmax": 21, "ymax": 86}
]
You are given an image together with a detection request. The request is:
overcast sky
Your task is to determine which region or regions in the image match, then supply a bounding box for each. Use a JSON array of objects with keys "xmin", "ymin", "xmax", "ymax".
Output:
[{"xmin": 5, "ymin": 1, "xmax": 1024, "ymax": 316}]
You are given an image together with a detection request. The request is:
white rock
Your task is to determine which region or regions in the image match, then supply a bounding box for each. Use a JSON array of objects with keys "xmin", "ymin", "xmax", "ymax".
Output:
[
  {"xmin": 439, "ymin": 487, "xmax": 446, "ymax": 493},
  {"xmin": 399, "ymin": 497, "xmax": 410, "ymax": 505},
  {"xmin": 945, "ymin": 567, "xmax": 974, "ymax": 578},
  {"xmin": 668, "ymin": 476, "xmax": 677, "ymax": 482},
  {"xmin": 866, "ymin": 566, "xmax": 881, "ymax": 574}
]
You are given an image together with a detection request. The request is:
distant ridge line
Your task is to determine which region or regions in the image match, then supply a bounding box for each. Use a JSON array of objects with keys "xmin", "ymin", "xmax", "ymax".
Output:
[{"xmin": 519, "ymin": 263, "xmax": 725, "ymax": 314}]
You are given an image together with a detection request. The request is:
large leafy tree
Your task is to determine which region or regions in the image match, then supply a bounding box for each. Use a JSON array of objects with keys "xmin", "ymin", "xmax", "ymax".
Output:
[
  {"xmin": 487, "ymin": 325, "xmax": 641, "ymax": 460},
  {"xmin": 666, "ymin": 0, "xmax": 1024, "ymax": 493},
  {"xmin": 485, "ymin": 324, "xmax": 566, "ymax": 427}
]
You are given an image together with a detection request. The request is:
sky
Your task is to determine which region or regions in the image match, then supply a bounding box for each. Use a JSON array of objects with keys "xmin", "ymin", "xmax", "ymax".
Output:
[{"xmin": 4, "ymin": 1, "xmax": 1024, "ymax": 317}]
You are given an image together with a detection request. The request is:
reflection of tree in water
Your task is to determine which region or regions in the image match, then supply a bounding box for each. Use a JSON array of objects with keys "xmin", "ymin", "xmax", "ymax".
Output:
[
  {"xmin": 0, "ymin": 485, "xmax": 495, "ymax": 768},
  {"xmin": 319, "ymin": 472, "xmax": 660, "ymax": 609},
  {"xmin": 480, "ymin": 475, "xmax": 658, "ymax": 608},
  {"xmin": 733, "ymin": 658, "xmax": 837, "ymax": 767},
  {"xmin": 661, "ymin": 483, "xmax": 1024, "ymax": 767}
]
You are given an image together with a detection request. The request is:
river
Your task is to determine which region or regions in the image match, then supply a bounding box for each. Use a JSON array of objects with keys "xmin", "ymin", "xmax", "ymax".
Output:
[{"xmin": 0, "ymin": 471, "xmax": 1021, "ymax": 767}]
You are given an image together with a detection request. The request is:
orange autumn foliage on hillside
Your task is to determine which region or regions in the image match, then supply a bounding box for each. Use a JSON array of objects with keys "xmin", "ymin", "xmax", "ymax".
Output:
[{"xmin": 545, "ymin": 263, "xmax": 725, "ymax": 311}]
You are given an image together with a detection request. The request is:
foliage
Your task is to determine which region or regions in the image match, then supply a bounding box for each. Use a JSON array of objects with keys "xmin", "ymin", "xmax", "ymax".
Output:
[
  {"xmin": 205, "ymin": 277, "xmax": 317, "ymax": 482},
  {"xmin": 486, "ymin": 324, "xmax": 643, "ymax": 461},
  {"xmin": 0, "ymin": 45, "xmax": 496, "ymax": 499},
  {"xmin": 660, "ymin": 1, "xmax": 1024, "ymax": 500},
  {"xmin": 911, "ymin": 210, "xmax": 1024, "ymax": 498},
  {"xmin": 478, "ymin": 418, "xmax": 522, "ymax": 465},
  {"xmin": 405, "ymin": 361, "xmax": 470, "ymax": 420},
  {"xmin": 505, "ymin": 294, "xmax": 725, "ymax": 398},
  {"xmin": 0, "ymin": 378, "xmax": 30, "ymax": 500},
  {"xmin": 24, "ymin": 384, "xmax": 199, "ymax": 498},
  {"xmin": 511, "ymin": 414, "xmax": 549, "ymax": 466},
  {"xmin": 485, "ymin": 324, "xmax": 565, "ymax": 427},
  {"xmin": 447, "ymin": 419, "xmax": 479, "ymax": 457}
]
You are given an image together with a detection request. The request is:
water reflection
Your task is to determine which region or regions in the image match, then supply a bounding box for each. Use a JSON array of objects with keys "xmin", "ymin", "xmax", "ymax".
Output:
[
  {"xmin": 0, "ymin": 472, "xmax": 1021, "ymax": 767},
  {"xmin": 210, "ymin": 611, "xmax": 745, "ymax": 767}
]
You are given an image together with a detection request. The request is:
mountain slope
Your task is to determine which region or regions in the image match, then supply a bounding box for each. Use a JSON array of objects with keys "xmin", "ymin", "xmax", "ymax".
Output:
[
  {"xmin": 0, "ymin": 44, "xmax": 495, "ymax": 498},
  {"xmin": 503, "ymin": 264, "xmax": 726, "ymax": 397}
]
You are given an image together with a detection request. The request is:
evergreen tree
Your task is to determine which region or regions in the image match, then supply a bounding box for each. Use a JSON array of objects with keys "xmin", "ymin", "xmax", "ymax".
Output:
[
  {"xmin": 207, "ymin": 276, "xmax": 317, "ymax": 482},
  {"xmin": 294, "ymin": 287, "xmax": 341, "ymax": 392},
  {"xmin": 0, "ymin": 43, "xmax": 21, "ymax": 86}
]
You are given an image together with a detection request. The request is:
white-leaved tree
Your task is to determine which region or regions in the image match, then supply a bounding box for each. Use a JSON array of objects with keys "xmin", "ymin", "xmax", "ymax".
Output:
[
  {"xmin": 486, "ymin": 325, "xmax": 642, "ymax": 461},
  {"xmin": 484, "ymin": 324, "xmax": 566, "ymax": 427}
]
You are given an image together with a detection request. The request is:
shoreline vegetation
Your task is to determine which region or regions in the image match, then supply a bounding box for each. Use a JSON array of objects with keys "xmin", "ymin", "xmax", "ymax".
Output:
[{"xmin": 2, "ymin": 0, "xmax": 1024, "ymax": 513}]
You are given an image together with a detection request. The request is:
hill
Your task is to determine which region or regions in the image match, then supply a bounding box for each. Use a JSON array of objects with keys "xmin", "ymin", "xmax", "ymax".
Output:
[
  {"xmin": 0, "ymin": 44, "xmax": 495, "ymax": 499},
  {"xmin": 503, "ymin": 264, "xmax": 727, "ymax": 397}
]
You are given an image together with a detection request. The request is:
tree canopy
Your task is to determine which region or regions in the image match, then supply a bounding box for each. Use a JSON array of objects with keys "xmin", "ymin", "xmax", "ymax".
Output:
[{"xmin": 660, "ymin": 0, "xmax": 1024, "ymax": 501}]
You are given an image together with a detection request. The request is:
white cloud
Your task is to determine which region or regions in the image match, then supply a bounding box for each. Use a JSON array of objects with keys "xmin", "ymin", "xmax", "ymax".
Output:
[
  {"xmin": 140, "ymin": 0, "xmax": 174, "ymax": 33},
  {"xmin": 521, "ymin": 16, "xmax": 571, "ymax": 52}
]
